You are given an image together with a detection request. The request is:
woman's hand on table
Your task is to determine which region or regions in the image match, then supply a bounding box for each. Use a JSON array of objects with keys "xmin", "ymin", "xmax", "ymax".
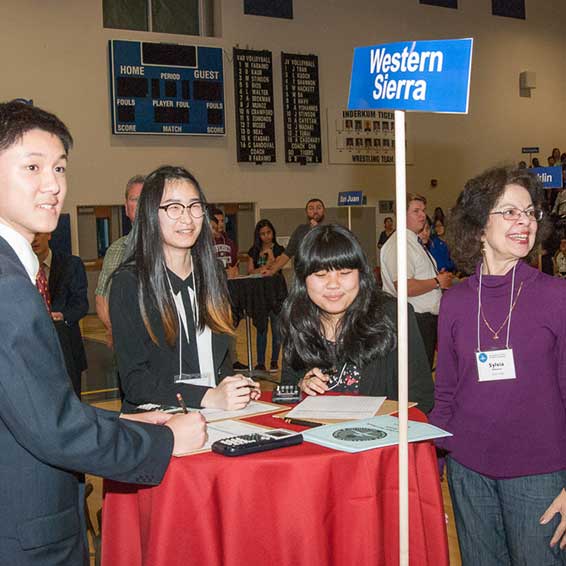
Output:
[
  {"xmin": 201, "ymin": 375, "xmax": 261, "ymax": 410},
  {"xmin": 540, "ymin": 488, "xmax": 566, "ymax": 548},
  {"xmin": 299, "ymin": 368, "xmax": 329, "ymax": 396}
]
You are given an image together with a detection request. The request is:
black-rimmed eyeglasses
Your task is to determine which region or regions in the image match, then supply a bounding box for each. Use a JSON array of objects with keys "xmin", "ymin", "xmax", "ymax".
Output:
[
  {"xmin": 489, "ymin": 207, "xmax": 543, "ymax": 222},
  {"xmin": 159, "ymin": 202, "xmax": 207, "ymax": 220}
]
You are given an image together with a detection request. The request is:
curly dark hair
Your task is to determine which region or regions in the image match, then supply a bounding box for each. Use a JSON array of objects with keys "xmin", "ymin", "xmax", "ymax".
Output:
[
  {"xmin": 280, "ymin": 224, "xmax": 396, "ymax": 371},
  {"xmin": 447, "ymin": 165, "xmax": 550, "ymax": 273}
]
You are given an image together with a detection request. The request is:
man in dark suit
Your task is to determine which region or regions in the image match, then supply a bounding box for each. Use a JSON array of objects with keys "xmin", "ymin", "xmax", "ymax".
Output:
[
  {"xmin": 0, "ymin": 100, "xmax": 207, "ymax": 565},
  {"xmin": 32, "ymin": 232, "xmax": 88, "ymax": 397}
]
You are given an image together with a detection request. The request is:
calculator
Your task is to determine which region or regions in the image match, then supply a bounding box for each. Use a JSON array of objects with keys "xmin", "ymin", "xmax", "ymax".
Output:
[
  {"xmin": 211, "ymin": 429, "xmax": 303, "ymax": 456},
  {"xmin": 272, "ymin": 384, "xmax": 301, "ymax": 404}
]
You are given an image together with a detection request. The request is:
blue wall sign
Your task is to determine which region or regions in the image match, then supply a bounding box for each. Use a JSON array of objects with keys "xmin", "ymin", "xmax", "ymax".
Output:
[
  {"xmin": 338, "ymin": 191, "xmax": 363, "ymax": 206},
  {"xmin": 109, "ymin": 40, "xmax": 225, "ymax": 136},
  {"xmin": 348, "ymin": 38, "xmax": 473, "ymax": 113},
  {"xmin": 531, "ymin": 166, "xmax": 563, "ymax": 189}
]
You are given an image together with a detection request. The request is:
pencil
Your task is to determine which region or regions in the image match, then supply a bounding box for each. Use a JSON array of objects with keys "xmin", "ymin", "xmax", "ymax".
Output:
[{"xmin": 176, "ymin": 392, "xmax": 189, "ymax": 414}]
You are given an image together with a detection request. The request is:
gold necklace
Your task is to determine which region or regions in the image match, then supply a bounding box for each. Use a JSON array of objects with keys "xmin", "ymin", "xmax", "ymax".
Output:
[{"xmin": 481, "ymin": 281, "xmax": 523, "ymax": 340}]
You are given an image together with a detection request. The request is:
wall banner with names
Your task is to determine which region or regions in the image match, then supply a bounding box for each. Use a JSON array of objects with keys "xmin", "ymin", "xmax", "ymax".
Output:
[
  {"xmin": 348, "ymin": 38, "xmax": 473, "ymax": 113},
  {"xmin": 327, "ymin": 108, "xmax": 414, "ymax": 165},
  {"xmin": 282, "ymin": 52, "xmax": 322, "ymax": 164},
  {"xmin": 233, "ymin": 48, "xmax": 276, "ymax": 163}
]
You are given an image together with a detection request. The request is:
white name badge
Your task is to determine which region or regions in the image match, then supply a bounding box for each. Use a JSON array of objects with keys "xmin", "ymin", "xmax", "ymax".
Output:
[{"xmin": 475, "ymin": 349, "xmax": 517, "ymax": 382}]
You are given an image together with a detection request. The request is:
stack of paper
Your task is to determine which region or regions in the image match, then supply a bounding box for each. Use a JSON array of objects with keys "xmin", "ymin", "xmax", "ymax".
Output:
[
  {"xmin": 285, "ymin": 395, "xmax": 386, "ymax": 421},
  {"xmin": 302, "ymin": 415, "xmax": 452, "ymax": 453}
]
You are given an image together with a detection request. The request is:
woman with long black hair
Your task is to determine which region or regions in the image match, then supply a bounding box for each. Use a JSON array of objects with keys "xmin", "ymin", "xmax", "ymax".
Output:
[
  {"xmin": 247, "ymin": 219, "xmax": 287, "ymax": 371},
  {"xmin": 280, "ymin": 224, "xmax": 434, "ymax": 412},
  {"xmin": 110, "ymin": 166, "xmax": 259, "ymax": 413}
]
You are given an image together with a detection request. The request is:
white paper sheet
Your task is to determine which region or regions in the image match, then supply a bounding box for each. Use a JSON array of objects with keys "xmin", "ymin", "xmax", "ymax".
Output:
[
  {"xmin": 175, "ymin": 419, "xmax": 269, "ymax": 456},
  {"xmin": 200, "ymin": 400, "xmax": 284, "ymax": 422},
  {"xmin": 285, "ymin": 395, "xmax": 386, "ymax": 421}
]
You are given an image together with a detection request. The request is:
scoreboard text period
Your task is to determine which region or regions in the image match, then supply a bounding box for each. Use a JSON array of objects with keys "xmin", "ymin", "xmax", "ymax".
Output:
[{"xmin": 109, "ymin": 40, "xmax": 225, "ymax": 136}]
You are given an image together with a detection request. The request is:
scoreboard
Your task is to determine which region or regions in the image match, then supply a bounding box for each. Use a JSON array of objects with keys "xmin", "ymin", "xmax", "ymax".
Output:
[{"xmin": 109, "ymin": 40, "xmax": 225, "ymax": 136}]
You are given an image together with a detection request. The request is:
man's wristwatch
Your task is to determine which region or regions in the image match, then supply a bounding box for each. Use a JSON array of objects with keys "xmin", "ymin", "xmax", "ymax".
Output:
[{"xmin": 434, "ymin": 276, "xmax": 441, "ymax": 289}]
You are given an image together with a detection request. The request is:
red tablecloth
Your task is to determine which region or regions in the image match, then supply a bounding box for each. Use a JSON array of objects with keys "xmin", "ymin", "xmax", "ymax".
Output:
[{"xmin": 101, "ymin": 405, "xmax": 449, "ymax": 566}]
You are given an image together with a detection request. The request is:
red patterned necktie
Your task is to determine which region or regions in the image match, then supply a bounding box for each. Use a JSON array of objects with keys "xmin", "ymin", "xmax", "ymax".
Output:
[{"xmin": 36, "ymin": 264, "xmax": 52, "ymax": 314}]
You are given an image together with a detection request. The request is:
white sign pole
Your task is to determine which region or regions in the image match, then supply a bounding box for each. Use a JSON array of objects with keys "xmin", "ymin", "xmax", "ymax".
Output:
[
  {"xmin": 394, "ymin": 110, "xmax": 409, "ymax": 566},
  {"xmin": 348, "ymin": 206, "xmax": 352, "ymax": 231}
]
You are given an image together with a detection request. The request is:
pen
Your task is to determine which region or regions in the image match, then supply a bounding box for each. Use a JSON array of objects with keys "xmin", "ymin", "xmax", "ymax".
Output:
[
  {"xmin": 176, "ymin": 392, "xmax": 189, "ymax": 414},
  {"xmin": 284, "ymin": 418, "xmax": 323, "ymax": 428}
]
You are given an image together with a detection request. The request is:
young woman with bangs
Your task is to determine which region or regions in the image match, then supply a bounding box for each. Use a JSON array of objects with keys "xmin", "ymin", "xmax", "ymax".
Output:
[
  {"xmin": 110, "ymin": 165, "xmax": 259, "ymax": 413},
  {"xmin": 280, "ymin": 224, "xmax": 434, "ymax": 412}
]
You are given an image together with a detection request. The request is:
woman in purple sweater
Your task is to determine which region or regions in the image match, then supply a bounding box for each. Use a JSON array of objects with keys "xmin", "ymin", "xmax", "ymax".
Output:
[{"xmin": 429, "ymin": 166, "xmax": 566, "ymax": 565}]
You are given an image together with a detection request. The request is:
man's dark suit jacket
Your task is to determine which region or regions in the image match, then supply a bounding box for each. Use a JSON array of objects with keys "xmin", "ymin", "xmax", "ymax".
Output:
[
  {"xmin": 49, "ymin": 251, "xmax": 88, "ymax": 397},
  {"xmin": 0, "ymin": 236, "xmax": 174, "ymax": 566}
]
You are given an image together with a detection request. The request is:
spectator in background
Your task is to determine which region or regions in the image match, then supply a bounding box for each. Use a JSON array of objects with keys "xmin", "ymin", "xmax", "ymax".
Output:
[
  {"xmin": 32, "ymin": 232, "xmax": 88, "ymax": 397},
  {"xmin": 552, "ymin": 147, "xmax": 561, "ymax": 164},
  {"xmin": 532, "ymin": 157, "xmax": 541, "ymax": 167},
  {"xmin": 432, "ymin": 206, "xmax": 445, "ymax": 225},
  {"xmin": 95, "ymin": 174, "xmax": 145, "ymax": 347},
  {"xmin": 561, "ymin": 153, "xmax": 566, "ymax": 164},
  {"xmin": 210, "ymin": 207, "xmax": 239, "ymax": 279},
  {"xmin": 381, "ymin": 193, "xmax": 453, "ymax": 368},
  {"xmin": 553, "ymin": 238, "xmax": 566, "ymax": 278},
  {"xmin": 247, "ymin": 219, "xmax": 287, "ymax": 372},
  {"xmin": 548, "ymin": 156, "xmax": 556, "ymax": 167},
  {"xmin": 518, "ymin": 160, "xmax": 527, "ymax": 169},
  {"xmin": 430, "ymin": 218, "xmax": 456, "ymax": 273},
  {"xmin": 377, "ymin": 216, "xmax": 395, "ymax": 250},
  {"xmin": 551, "ymin": 166, "xmax": 566, "ymax": 216},
  {"xmin": 262, "ymin": 198, "xmax": 326, "ymax": 275},
  {"xmin": 209, "ymin": 207, "xmax": 246, "ymax": 371}
]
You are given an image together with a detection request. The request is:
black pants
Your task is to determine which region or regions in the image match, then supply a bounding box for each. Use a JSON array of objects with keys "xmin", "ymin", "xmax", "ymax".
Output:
[{"xmin": 414, "ymin": 312, "xmax": 438, "ymax": 369}]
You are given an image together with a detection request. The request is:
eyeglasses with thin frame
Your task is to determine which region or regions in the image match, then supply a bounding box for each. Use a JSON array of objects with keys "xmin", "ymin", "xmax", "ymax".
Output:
[
  {"xmin": 159, "ymin": 201, "xmax": 207, "ymax": 220},
  {"xmin": 489, "ymin": 207, "xmax": 543, "ymax": 222}
]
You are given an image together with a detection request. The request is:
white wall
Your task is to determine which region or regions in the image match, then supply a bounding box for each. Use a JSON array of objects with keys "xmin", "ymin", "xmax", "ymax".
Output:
[{"xmin": 1, "ymin": 0, "xmax": 564, "ymax": 252}]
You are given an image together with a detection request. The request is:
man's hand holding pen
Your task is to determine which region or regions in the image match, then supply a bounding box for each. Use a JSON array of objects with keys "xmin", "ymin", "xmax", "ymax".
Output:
[{"xmin": 121, "ymin": 410, "xmax": 208, "ymax": 454}]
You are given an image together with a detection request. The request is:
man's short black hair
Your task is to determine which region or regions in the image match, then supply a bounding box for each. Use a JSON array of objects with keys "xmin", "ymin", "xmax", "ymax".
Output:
[
  {"xmin": 0, "ymin": 100, "xmax": 73, "ymax": 153},
  {"xmin": 305, "ymin": 198, "xmax": 325, "ymax": 209},
  {"xmin": 209, "ymin": 207, "xmax": 224, "ymax": 218}
]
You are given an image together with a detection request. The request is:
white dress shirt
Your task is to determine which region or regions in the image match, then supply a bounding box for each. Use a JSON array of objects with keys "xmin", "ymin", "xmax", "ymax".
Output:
[
  {"xmin": 0, "ymin": 222, "xmax": 39, "ymax": 283},
  {"xmin": 380, "ymin": 229, "xmax": 442, "ymax": 315}
]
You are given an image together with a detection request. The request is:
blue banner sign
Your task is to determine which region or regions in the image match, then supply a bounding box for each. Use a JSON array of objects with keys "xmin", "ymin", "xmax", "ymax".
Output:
[
  {"xmin": 521, "ymin": 147, "xmax": 539, "ymax": 154},
  {"xmin": 348, "ymin": 38, "xmax": 473, "ymax": 113},
  {"xmin": 338, "ymin": 191, "xmax": 363, "ymax": 206},
  {"xmin": 531, "ymin": 166, "xmax": 563, "ymax": 189}
]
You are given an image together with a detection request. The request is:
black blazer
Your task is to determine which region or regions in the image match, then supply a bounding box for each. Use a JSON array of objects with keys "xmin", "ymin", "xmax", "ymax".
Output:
[
  {"xmin": 110, "ymin": 268, "xmax": 233, "ymax": 413},
  {"xmin": 49, "ymin": 251, "xmax": 88, "ymax": 396},
  {"xmin": 0, "ymin": 236, "xmax": 174, "ymax": 565},
  {"xmin": 281, "ymin": 300, "xmax": 435, "ymax": 413}
]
